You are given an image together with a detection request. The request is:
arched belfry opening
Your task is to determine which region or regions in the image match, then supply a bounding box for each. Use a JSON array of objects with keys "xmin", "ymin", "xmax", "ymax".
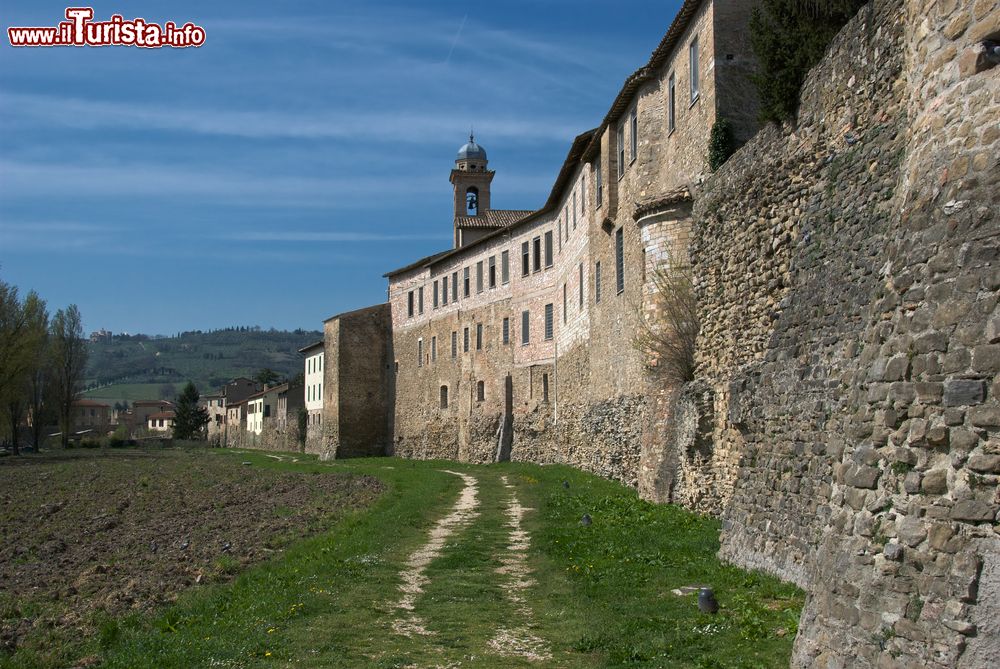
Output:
[{"xmin": 466, "ymin": 186, "xmax": 479, "ymax": 216}]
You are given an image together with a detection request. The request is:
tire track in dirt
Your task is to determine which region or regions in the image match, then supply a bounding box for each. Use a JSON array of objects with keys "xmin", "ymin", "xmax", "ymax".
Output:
[
  {"xmin": 391, "ymin": 470, "xmax": 479, "ymax": 637},
  {"xmin": 487, "ymin": 475, "xmax": 552, "ymax": 662}
]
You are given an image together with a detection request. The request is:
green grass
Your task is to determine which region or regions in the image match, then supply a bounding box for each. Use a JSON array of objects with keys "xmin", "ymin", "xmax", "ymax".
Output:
[{"xmin": 10, "ymin": 453, "xmax": 803, "ymax": 668}]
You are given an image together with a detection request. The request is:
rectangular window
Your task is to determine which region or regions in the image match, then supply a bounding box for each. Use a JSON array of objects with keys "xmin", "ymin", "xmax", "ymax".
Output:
[
  {"xmin": 476, "ymin": 323, "xmax": 483, "ymax": 350},
  {"xmin": 581, "ymin": 174, "xmax": 586, "ymax": 211},
  {"xmin": 431, "ymin": 336, "xmax": 437, "ymax": 361},
  {"xmin": 544, "ymin": 231, "xmax": 553, "ymax": 267},
  {"xmin": 452, "ymin": 271, "xmax": 459, "ymax": 302},
  {"xmin": 572, "ymin": 191, "xmax": 577, "ymax": 229},
  {"xmin": 558, "ymin": 218, "xmax": 563, "ymax": 252},
  {"xmin": 407, "ymin": 291, "xmax": 414, "ymax": 317},
  {"xmin": 463, "ymin": 267, "xmax": 470, "ymax": 297},
  {"xmin": 543, "ymin": 374, "xmax": 549, "ymax": 403},
  {"xmin": 563, "ymin": 283, "xmax": 567, "ymax": 323},
  {"xmin": 521, "ymin": 241, "xmax": 530, "ymax": 277},
  {"xmin": 463, "ymin": 327, "xmax": 470, "ymax": 353},
  {"xmin": 451, "ymin": 331, "xmax": 457, "ymax": 358},
  {"xmin": 488, "ymin": 256, "xmax": 496, "ymax": 288},
  {"xmin": 476, "ymin": 261, "xmax": 484, "ymax": 293},
  {"xmin": 544, "ymin": 303, "xmax": 553, "ymax": 340},
  {"xmin": 418, "ymin": 287, "xmax": 424, "ymax": 314},
  {"xmin": 532, "ymin": 236, "xmax": 541, "ymax": 272},
  {"xmin": 629, "ymin": 107, "xmax": 638, "ymax": 163},
  {"xmin": 579, "ymin": 263, "xmax": 584, "ymax": 307},
  {"xmin": 595, "ymin": 260, "xmax": 602, "ymax": 303},
  {"xmin": 501, "ymin": 250, "xmax": 510, "ymax": 284},
  {"xmin": 690, "ymin": 36, "xmax": 699, "ymax": 102},
  {"xmin": 442, "ymin": 275, "xmax": 448, "ymax": 305},
  {"xmin": 615, "ymin": 227, "xmax": 625, "ymax": 294},
  {"xmin": 502, "ymin": 317, "xmax": 510, "ymax": 344},
  {"xmin": 417, "ymin": 339, "xmax": 423, "ymax": 367},
  {"xmin": 477, "ymin": 380, "xmax": 485, "ymax": 402},
  {"xmin": 521, "ymin": 310, "xmax": 530, "ymax": 345},
  {"xmin": 668, "ymin": 73, "xmax": 676, "ymax": 133},
  {"xmin": 596, "ymin": 160, "xmax": 603, "ymax": 206},
  {"xmin": 433, "ymin": 280, "xmax": 439, "ymax": 309},
  {"xmin": 617, "ymin": 124, "xmax": 625, "ymax": 178}
]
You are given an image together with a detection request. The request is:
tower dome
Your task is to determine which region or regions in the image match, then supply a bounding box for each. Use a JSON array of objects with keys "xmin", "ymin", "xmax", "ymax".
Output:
[{"xmin": 456, "ymin": 134, "xmax": 487, "ymax": 162}]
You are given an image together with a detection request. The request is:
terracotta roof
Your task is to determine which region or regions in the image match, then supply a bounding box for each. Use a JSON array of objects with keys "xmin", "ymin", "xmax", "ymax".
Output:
[
  {"xmin": 148, "ymin": 411, "xmax": 175, "ymax": 420},
  {"xmin": 73, "ymin": 399, "xmax": 111, "ymax": 408},
  {"xmin": 583, "ymin": 0, "xmax": 705, "ymax": 162},
  {"xmin": 455, "ymin": 209, "xmax": 535, "ymax": 229},
  {"xmin": 633, "ymin": 186, "xmax": 694, "ymax": 221}
]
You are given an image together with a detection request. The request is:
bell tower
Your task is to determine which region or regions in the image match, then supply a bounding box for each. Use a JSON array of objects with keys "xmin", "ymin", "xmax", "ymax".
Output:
[{"xmin": 450, "ymin": 134, "xmax": 494, "ymax": 247}]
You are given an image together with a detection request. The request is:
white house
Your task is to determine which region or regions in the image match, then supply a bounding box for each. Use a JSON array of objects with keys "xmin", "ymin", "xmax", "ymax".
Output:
[{"xmin": 300, "ymin": 340, "xmax": 324, "ymax": 430}]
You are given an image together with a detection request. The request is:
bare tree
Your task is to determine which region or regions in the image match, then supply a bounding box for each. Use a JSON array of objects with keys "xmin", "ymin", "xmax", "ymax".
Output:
[
  {"xmin": 634, "ymin": 264, "xmax": 699, "ymax": 385},
  {"xmin": 50, "ymin": 305, "xmax": 88, "ymax": 449}
]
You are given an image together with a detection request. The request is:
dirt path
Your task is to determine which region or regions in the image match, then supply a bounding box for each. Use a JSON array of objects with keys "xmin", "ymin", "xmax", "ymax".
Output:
[
  {"xmin": 488, "ymin": 475, "xmax": 552, "ymax": 662},
  {"xmin": 390, "ymin": 470, "xmax": 480, "ymax": 638}
]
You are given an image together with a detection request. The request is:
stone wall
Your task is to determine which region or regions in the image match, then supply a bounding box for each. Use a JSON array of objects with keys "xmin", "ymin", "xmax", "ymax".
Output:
[
  {"xmin": 321, "ymin": 304, "xmax": 392, "ymax": 459},
  {"xmin": 674, "ymin": 0, "xmax": 1000, "ymax": 665}
]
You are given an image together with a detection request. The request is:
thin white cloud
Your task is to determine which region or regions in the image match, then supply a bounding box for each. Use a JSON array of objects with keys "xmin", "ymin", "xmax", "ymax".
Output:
[
  {"xmin": 235, "ymin": 231, "xmax": 452, "ymax": 243},
  {"xmin": 0, "ymin": 159, "xmax": 437, "ymax": 206},
  {"xmin": 0, "ymin": 92, "xmax": 582, "ymax": 144},
  {"xmin": 0, "ymin": 158, "xmax": 556, "ymax": 208}
]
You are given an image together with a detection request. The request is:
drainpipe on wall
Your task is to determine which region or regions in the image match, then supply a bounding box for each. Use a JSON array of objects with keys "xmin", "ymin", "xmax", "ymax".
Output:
[{"xmin": 553, "ymin": 338, "xmax": 558, "ymax": 424}]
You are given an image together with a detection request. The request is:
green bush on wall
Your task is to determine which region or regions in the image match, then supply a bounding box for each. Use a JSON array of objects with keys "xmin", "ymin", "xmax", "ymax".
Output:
[
  {"xmin": 708, "ymin": 118, "xmax": 736, "ymax": 171},
  {"xmin": 750, "ymin": 0, "xmax": 867, "ymax": 123}
]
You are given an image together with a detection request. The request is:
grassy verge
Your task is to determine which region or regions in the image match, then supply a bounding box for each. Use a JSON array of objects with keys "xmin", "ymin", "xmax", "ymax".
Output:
[{"xmin": 5, "ymin": 451, "xmax": 803, "ymax": 668}]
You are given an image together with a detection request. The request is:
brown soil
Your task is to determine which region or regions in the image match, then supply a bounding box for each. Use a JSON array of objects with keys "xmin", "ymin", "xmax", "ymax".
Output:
[{"xmin": 0, "ymin": 447, "xmax": 382, "ymax": 655}]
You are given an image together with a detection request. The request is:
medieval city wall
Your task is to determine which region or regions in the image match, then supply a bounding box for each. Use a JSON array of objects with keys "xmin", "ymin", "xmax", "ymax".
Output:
[
  {"xmin": 321, "ymin": 304, "xmax": 392, "ymax": 459},
  {"xmin": 671, "ymin": 0, "xmax": 1000, "ymax": 665}
]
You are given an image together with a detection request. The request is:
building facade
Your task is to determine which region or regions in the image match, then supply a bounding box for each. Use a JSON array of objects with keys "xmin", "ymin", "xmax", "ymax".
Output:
[
  {"xmin": 318, "ymin": 0, "xmax": 761, "ymax": 485},
  {"xmin": 300, "ymin": 340, "xmax": 325, "ymax": 452}
]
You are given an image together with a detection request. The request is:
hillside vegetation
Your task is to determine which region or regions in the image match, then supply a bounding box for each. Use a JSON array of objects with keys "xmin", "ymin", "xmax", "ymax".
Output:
[{"xmin": 83, "ymin": 328, "xmax": 322, "ymax": 402}]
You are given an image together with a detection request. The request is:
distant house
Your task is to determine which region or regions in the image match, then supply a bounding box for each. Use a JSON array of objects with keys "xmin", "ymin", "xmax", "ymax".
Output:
[
  {"xmin": 300, "ymin": 340, "xmax": 324, "ymax": 452},
  {"xmin": 70, "ymin": 399, "xmax": 112, "ymax": 433},
  {"xmin": 246, "ymin": 386, "xmax": 282, "ymax": 438},
  {"xmin": 202, "ymin": 377, "xmax": 260, "ymax": 445},
  {"xmin": 147, "ymin": 410, "xmax": 176, "ymax": 435},
  {"xmin": 132, "ymin": 400, "xmax": 175, "ymax": 431},
  {"xmin": 225, "ymin": 399, "xmax": 248, "ymax": 447},
  {"xmin": 200, "ymin": 392, "xmax": 226, "ymax": 443},
  {"xmin": 276, "ymin": 381, "xmax": 304, "ymax": 432}
]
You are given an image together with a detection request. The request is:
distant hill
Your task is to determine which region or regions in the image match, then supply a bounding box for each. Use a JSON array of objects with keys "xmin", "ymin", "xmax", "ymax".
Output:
[{"xmin": 83, "ymin": 328, "xmax": 323, "ymax": 404}]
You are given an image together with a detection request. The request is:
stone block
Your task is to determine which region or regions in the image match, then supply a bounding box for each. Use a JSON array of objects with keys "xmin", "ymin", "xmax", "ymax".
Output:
[
  {"xmin": 884, "ymin": 542, "xmax": 905, "ymax": 561},
  {"xmin": 969, "ymin": 405, "xmax": 1000, "ymax": 427},
  {"xmin": 921, "ymin": 468, "xmax": 949, "ymax": 494},
  {"xmin": 844, "ymin": 463, "xmax": 882, "ymax": 489},
  {"xmin": 950, "ymin": 500, "xmax": 999, "ymax": 522},
  {"xmin": 927, "ymin": 523, "xmax": 955, "ymax": 551},
  {"xmin": 884, "ymin": 354, "xmax": 911, "ymax": 381},
  {"xmin": 967, "ymin": 453, "xmax": 1000, "ymax": 473},
  {"xmin": 943, "ymin": 379, "xmax": 986, "ymax": 407},
  {"xmin": 972, "ymin": 345, "xmax": 1000, "ymax": 374}
]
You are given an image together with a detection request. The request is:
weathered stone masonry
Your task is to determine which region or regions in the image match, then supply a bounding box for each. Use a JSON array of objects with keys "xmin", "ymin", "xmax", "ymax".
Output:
[{"xmin": 671, "ymin": 0, "xmax": 1000, "ymax": 666}]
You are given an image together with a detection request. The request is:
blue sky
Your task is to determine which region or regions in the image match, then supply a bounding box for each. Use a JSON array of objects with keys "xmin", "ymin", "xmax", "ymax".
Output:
[{"xmin": 0, "ymin": 0, "xmax": 682, "ymax": 335}]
